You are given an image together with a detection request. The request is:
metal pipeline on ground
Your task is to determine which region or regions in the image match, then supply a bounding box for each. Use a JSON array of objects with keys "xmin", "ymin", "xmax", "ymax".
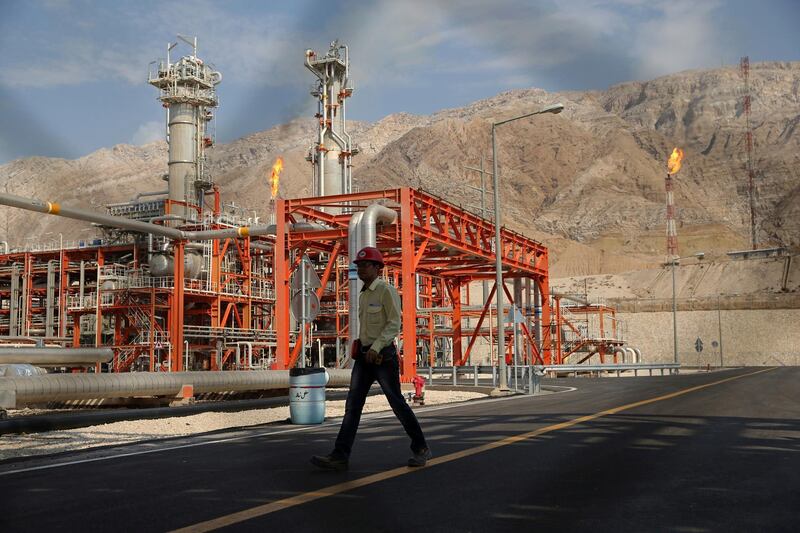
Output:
[
  {"xmin": 0, "ymin": 369, "xmax": 352, "ymax": 409},
  {"xmin": 0, "ymin": 347, "xmax": 113, "ymax": 365}
]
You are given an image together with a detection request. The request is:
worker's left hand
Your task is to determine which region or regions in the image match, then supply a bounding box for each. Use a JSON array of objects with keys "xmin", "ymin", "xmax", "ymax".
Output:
[{"xmin": 365, "ymin": 349, "xmax": 382, "ymax": 364}]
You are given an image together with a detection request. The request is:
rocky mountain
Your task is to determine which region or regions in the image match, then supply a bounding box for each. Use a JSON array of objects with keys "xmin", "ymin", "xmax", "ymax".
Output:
[{"xmin": 1, "ymin": 61, "xmax": 798, "ymax": 277}]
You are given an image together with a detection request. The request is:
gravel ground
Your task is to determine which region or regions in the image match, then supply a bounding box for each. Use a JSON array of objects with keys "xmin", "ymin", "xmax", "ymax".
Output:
[{"xmin": 0, "ymin": 389, "xmax": 485, "ymax": 461}]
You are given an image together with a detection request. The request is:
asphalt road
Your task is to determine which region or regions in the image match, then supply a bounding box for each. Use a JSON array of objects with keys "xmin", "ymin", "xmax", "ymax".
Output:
[{"xmin": 1, "ymin": 367, "xmax": 797, "ymax": 532}]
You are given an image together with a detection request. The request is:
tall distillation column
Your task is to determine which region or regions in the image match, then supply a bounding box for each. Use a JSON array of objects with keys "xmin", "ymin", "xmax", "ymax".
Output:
[
  {"xmin": 305, "ymin": 41, "xmax": 358, "ymax": 209},
  {"xmin": 149, "ymin": 36, "xmax": 221, "ymax": 223}
]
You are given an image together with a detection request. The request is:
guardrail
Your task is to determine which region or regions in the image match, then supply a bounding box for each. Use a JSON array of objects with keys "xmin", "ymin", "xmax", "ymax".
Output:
[{"xmin": 418, "ymin": 362, "xmax": 681, "ymax": 393}]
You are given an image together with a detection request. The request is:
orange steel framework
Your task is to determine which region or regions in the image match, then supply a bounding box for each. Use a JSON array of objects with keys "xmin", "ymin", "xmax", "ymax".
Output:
[
  {"xmin": 0, "ymin": 188, "xmax": 278, "ymax": 374},
  {"xmin": 272, "ymin": 187, "xmax": 553, "ymax": 380},
  {"xmin": 0, "ymin": 187, "xmax": 631, "ymax": 375},
  {"xmin": 552, "ymin": 295, "xmax": 623, "ymax": 364}
]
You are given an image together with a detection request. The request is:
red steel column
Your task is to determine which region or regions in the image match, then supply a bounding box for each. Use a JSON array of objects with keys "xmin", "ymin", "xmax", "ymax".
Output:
[
  {"xmin": 94, "ymin": 250, "xmax": 104, "ymax": 373},
  {"xmin": 172, "ymin": 241, "xmax": 185, "ymax": 372},
  {"xmin": 273, "ymin": 199, "xmax": 290, "ymax": 369},
  {"xmin": 449, "ymin": 280, "xmax": 463, "ymax": 366},
  {"xmin": 400, "ymin": 188, "xmax": 417, "ymax": 380}
]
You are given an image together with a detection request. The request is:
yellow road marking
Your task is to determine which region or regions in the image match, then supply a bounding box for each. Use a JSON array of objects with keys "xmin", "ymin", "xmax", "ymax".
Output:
[{"xmin": 171, "ymin": 367, "xmax": 776, "ymax": 532}]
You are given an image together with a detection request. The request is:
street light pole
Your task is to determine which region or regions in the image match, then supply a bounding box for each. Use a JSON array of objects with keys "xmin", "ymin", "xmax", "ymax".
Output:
[
  {"xmin": 668, "ymin": 252, "xmax": 705, "ymax": 365},
  {"xmin": 492, "ymin": 124, "xmax": 504, "ymax": 387},
  {"xmin": 671, "ymin": 260, "xmax": 678, "ymax": 363},
  {"xmin": 491, "ymin": 103, "xmax": 564, "ymax": 393}
]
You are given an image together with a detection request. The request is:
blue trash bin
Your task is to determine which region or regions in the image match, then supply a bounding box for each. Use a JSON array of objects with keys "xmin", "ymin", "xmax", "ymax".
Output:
[{"xmin": 289, "ymin": 367, "xmax": 328, "ymax": 424}]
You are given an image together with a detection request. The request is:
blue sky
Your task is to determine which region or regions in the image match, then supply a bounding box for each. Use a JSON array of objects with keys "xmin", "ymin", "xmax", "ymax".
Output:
[{"xmin": 0, "ymin": 0, "xmax": 797, "ymax": 164}]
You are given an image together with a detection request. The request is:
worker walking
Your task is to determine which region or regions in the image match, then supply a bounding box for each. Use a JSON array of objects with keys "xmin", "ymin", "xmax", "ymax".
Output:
[{"xmin": 311, "ymin": 246, "xmax": 431, "ymax": 471}]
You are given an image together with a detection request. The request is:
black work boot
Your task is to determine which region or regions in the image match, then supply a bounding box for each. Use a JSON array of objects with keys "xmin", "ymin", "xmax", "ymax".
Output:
[
  {"xmin": 407, "ymin": 447, "xmax": 432, "ymax": 467},
  {"xmin": 310, "ymin": 453, "xmax": 349, "ymax": 471}
]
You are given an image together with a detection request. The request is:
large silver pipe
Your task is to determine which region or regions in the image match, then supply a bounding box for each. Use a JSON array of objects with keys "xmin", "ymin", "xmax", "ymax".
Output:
[
  {"xmin": 0, "ymin": 192, "xmax": 183, "ymax": 238},
  {"xmin": 134, "ymin": 190, "xmax": 169, "ymax": 201},
  {"xmin": 344, "ymin": 204, "xmax": 399, "ymax": 365},
  {"xmin": 346, "ymin": 212, "xmax": 364, "ymax": 364},
  {"xmin": 0, "ymin": 192, "xmax": 277, "ymax": 241},
  {"xmin": 0, "ymin": 369, "xmax": 352, "ymax": 408},
  {"xmin": 168, "ymin": 102, "xmax": 197, "ymax": 221},
  {"xmin": 0, "ymin": 347, "xmax": 113, "ymax": 365},
  {"xmin": 360, "ymin": 204, "xmax": 397, "ymax": 246}
]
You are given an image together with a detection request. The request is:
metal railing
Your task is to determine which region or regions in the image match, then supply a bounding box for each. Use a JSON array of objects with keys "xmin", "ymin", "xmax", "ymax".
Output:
[
  {"xmin": 182, "ymin": 325, "xmax": 277, "ymax": 344},
  {"xmin": 419, "ymin": 362, "xmax": 681, "ymax": 392}
]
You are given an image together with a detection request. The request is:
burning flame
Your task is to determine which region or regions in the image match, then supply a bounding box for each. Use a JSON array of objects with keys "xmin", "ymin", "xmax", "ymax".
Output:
[
  {"xmin": 667, "ymin": 147, "xmax": 684, "ymax": 175},
  {"xmin": 269, "ymin": 156, "xmax": 284, "ymax": 199}
]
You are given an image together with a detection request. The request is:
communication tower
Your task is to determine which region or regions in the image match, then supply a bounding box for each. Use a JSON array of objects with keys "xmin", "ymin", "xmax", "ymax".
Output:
[{"xmin": 739, "ymin": 56, "xmax": 758, "ymax": 249}]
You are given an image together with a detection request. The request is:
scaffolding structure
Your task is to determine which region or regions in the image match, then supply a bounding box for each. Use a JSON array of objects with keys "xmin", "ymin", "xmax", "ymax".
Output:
[
  {"xmin": 0, "ymin": 187, "xmax": 639, "ymax": 375},
  {"xmin": 0, "ymin": 189, "xmax": 279, "ymax": 373},
  {"xmin": 552, "ymin": 294, "xmax": 625, "ymax": 364},
  {"xmin": 272, "ymin": 188, "xmax": 553, "ymax": 379}
]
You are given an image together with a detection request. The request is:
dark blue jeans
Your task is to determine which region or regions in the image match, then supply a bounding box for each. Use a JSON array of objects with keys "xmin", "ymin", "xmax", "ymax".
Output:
[{"xmin": 334, "ymin": 345, "xmax": 427, "ymax": 458}]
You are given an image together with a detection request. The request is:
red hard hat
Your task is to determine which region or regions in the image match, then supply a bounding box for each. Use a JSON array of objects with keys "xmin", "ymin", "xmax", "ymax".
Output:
[{"xmin": 354, "ymin": 246, "xmax": 384, "ymax": 266}]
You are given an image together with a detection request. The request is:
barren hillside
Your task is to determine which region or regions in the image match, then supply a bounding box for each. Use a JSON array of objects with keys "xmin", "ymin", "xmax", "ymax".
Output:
[{"xmin": 1, "ymin": 62, "xmax": 798, "ymax": 281}]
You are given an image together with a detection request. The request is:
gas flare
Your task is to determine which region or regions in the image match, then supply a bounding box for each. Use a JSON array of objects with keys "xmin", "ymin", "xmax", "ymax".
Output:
[
  {"xmin": 667, "ymin": 147, "xmax": 684, "ymax": 175},
  {"xmin": 269, "ymin": 156, "xmax": 284, "ymax": 199}
]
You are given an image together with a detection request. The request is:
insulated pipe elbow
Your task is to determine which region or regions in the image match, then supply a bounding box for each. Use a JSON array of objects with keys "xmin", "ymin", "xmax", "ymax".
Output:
[
  {"xmin": 360, "ymin": 204, "xmax": 398, "ymax": 247},
  {"xmin": 305, "ymin": 50, "xmax": 324, "ymax": 80},
  {"xmin": 624, "ymin": 347, "xmax": 636, "ymax": 363},
  {"xmin": 346, "ymin": 212, "xmax": 364, "ymax": 366}
]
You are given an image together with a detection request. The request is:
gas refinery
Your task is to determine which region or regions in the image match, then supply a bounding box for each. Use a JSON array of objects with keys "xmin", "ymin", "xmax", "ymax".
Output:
[{"xmin": 0, "ymin": 38, "xmax": 633, "ymax": 397}]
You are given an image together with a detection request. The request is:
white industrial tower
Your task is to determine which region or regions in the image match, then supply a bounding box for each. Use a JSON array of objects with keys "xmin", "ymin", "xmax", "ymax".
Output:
[
  {"xmin": 148, "ymin": 35, "xmax": 221, "ymax": 223},
  {"xmin": 305, "ymin": 40, "xmax": 358, "ymax": 206}
]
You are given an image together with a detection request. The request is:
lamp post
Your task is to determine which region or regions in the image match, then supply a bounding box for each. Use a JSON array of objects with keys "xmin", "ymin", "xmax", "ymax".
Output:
[
  {"xmin": 492, "ymin": 103, "xmax": 564, "ymax": 393},
  {"xmin": 667, "ymin": 252, "xmax": 705, "ymax": 364}
]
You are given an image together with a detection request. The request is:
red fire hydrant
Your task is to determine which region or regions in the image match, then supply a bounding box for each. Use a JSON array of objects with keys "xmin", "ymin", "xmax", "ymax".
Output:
[{"xmin": 411, "ymin": 375, "xmax": 426, "ymax": 406}]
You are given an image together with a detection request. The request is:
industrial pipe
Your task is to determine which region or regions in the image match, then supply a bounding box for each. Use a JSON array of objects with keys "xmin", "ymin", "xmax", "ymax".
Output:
[
  {"xmin": 360, "ymin": 204, "xmax": 398, "ymax": 246},
  {"xmin": 0, "ymin": 369, "xmax": 352, "ymax": 409},
  {"xmin": 345, "ymin": 204, "xmax": 398, "ymax": 366},
  {"xmin": 134, "ymin": 190, "xmax": 169, "ymax": 201},
  {"xmin": 0, "ymin": 192, "xmax": 278, "ymax": 241},
  {"xmin": 346, "ymin": 212, "xmax": 364, "ymax": 365},
  {"xmin": 0, "ymin": 347, "xmax": 113, "ymax": 366}
]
